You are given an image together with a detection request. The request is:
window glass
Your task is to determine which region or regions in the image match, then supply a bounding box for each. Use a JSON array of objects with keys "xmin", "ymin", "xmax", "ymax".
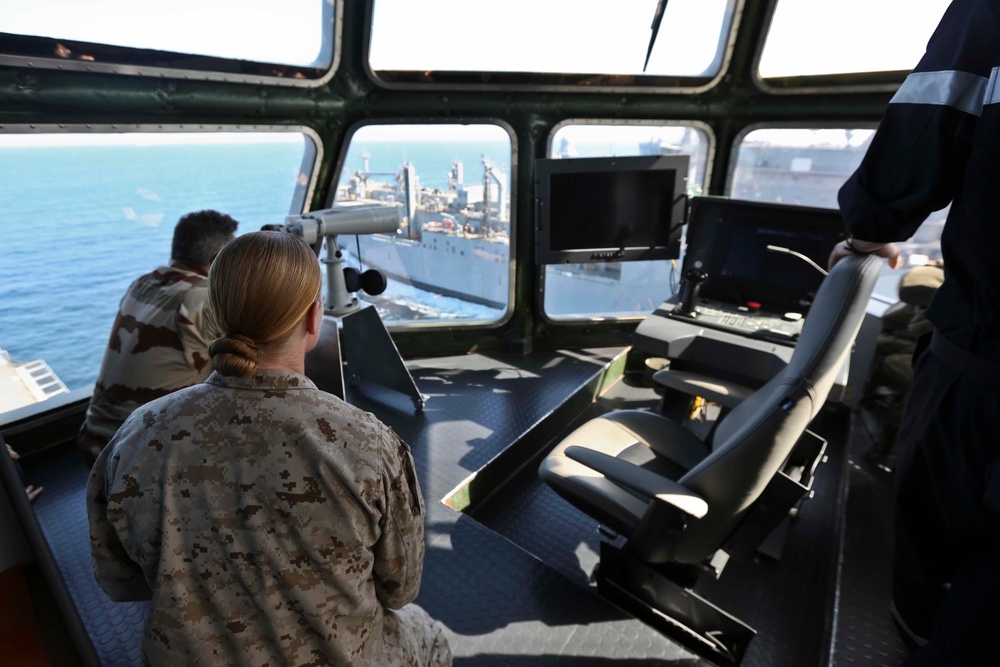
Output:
[
  {"xmin": 0, "ymin": 0, "xmax": 333, "ymax": 73},
  {"xmin": 543, "ymin": 123, "xmax": 710, "ymax": 320},
  {"xmin": 730, "ymin": 127, "xmax": 945, "ymax": 301},
  {"xmin": 333, "ymin": 124, "xmax": 512, "ymax": 324},
  {"xmin": 759, "ymin": 0, "xmax": 950, "ymax": 78},
  {"xmin": 371, "ymin": 0, "xmax": 733, "ymax": 80},
  {"xmin": 0, "ymin": 131, "xmax": 315, "ymax": 417}
]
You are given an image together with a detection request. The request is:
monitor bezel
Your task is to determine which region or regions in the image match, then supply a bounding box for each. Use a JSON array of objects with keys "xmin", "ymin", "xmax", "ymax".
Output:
[
  {"xmin": 683, "ymin": 196, "xmax": 848, "ymax": 314},
  {"xmin": 534, "ymin": 154, "xmax": 689, "ymax": 265}
]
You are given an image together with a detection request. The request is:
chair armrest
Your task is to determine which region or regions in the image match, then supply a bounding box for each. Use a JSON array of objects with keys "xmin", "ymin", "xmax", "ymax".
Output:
[
  {"xmin": 564, "ymin": 446, "xmax": 708, "ymax": 519},
  {"xmin": 651, "ymin": 369, "xmax": 753, "ymax": 410}
]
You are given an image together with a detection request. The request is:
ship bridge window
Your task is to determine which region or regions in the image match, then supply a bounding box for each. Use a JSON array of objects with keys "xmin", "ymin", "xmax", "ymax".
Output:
[
  {"xmin": 0, "ymin": 128, "xmax": 318, "ymax": 419},
  {"xmin": 333, "ymin": 123, "xmax": 513, "ymax": 325},
  {"xmin": 369, "ymin": 0, "xmax": 734, "ymax": 88},
  {"xmin": 758, "ymin": 0, "xmax": 950, "ymax": 87},
  {"xmin": 0, "ymin": 0, "xmax": 335, "ymax": 84},
  {"xmin": 730, "ymin": 126, "xmax": 946, "ymax": 301},
  {"xmin": 542, "ymin": 122, "xmax": 710, "ymax": 321}
]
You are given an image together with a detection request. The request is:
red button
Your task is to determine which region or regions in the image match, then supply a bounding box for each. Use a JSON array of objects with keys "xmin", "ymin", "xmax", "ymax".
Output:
[{"xmin": 747, "ymin": 301, "xmax": 761, "ymax": 310}]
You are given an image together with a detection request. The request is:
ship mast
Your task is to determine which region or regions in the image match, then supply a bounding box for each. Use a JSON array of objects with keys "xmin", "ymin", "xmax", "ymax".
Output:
[
  {"xmin": 481, "ymin": 157, "xmax": 506, "ymax": 235},
  {"xmin": 482, "ymin": 156, "xmax": 491, "ymax": 234}
]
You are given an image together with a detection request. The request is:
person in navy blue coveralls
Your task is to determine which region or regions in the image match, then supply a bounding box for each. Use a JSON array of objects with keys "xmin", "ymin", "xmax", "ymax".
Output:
[{"xmin": 828, "ymin": 1, "xmax": 1000, "ymax": 664}]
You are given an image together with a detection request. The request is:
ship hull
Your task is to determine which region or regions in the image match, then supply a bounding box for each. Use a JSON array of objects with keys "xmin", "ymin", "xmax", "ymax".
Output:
[
  {"xmin": 355, "ymin": 231, "xmax": 510, "ymax": 310},
  {"xmin": 356, "ymin": 231, "xmax": 679, "ymax": 317}
]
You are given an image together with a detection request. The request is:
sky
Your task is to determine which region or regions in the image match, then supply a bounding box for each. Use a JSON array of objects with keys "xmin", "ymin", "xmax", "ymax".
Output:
[
  {"xmin": 369, "ymin": 0, "xmax": 731, "ymax": 77},
  {"xmin": 0, "ymin": 0, "xmax": 328, "ymax": 66},
  {"xmin": 759, "ymin": 0, "xmax": 951, "ymax": 77},
  {"xmin": 350, "ymin": 124, "xmax": 511, "ymax": 143},
  {"xmin": 0, "ymin": 131, "xmax": 308, "ymax": 148}
]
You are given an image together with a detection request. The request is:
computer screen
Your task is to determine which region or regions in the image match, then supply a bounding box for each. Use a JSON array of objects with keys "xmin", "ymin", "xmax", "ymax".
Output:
[
  {"xmin": 684, "ymin": 197, "xmax": 847, "ymax": 313},
  {"xmin": 534, "ymin": 154, "xmax": 689, "ymax": 264}
]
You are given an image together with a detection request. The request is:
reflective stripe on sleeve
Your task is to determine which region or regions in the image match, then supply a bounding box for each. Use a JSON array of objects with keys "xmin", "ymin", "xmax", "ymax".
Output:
[
  {"xmin": 890, "ymin": 69, "xmax": 989, "ymax": 116},
  {"xmin": 986, "ymin": 66, "xmax": 1000, "ymax": 107}
]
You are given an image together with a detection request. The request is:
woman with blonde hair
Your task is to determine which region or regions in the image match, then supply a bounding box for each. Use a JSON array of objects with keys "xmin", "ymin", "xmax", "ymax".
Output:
[{"xmin": 87, "ymin": 231, "xmax": 451, "ymax": 666}]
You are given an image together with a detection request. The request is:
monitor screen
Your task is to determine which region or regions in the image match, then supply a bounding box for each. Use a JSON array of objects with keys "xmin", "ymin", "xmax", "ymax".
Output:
[
  {"xmin": 683, "ymin": 197, "xmax": 847, "ymax": 313},
  {"xmin": 534, "ymin": 154, "xmax": 689, "ymax": 264}
]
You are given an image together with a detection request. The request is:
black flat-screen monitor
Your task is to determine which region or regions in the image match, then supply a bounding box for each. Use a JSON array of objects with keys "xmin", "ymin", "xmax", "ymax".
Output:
[
  {"xmin": 683, "ymin": 196, "xmax": 847, "ymax": 313},
  {"xmin": 534, "ymin": 154, "xmax": 689, "ymax": 264}
]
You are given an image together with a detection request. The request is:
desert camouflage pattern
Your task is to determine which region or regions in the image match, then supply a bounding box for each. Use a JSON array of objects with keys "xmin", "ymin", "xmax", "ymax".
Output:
[
  {"xmin": 83, "ymin": 261, "xmax": 219, "ymax": 444},
  {"xmin": 87, "ymin": 370, "xmax": 450, "ymax": 667}
]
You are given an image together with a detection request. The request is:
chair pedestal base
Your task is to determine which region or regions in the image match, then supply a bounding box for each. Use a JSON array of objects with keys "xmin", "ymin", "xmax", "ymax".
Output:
[{"xmin": 595, "ymin": 542, "xmax": 756, "ymax": 667}]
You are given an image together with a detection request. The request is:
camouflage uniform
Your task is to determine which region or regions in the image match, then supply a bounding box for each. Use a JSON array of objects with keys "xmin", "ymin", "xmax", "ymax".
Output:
[
  {"xmin": 87, "ymin": 370, "xmax": 450, "ymax": 667},
  {"xmin": 80, "ymin": 261, "xmax": 219, "ymax": 453}
]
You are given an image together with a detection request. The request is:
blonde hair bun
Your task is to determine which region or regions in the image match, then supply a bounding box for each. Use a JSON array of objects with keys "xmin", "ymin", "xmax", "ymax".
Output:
[
  {"xmin": 208, "ymin": 232, "xmax": 322, "ymax": 377},
  {"xmin": 209, "ymin": 335, "xmax": 260, "ymax": 377}
]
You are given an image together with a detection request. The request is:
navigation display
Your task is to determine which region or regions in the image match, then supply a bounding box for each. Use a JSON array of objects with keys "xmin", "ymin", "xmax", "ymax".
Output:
[{"xmin": 684, "ymin": 197, "xmax": 846, "ymax": 314}]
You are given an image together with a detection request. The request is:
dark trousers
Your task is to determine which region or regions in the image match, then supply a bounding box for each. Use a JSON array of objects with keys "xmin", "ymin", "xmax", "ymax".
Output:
[{"xmin": 893, "ymin": 341, "xmax": 1000, "ymax": 666}]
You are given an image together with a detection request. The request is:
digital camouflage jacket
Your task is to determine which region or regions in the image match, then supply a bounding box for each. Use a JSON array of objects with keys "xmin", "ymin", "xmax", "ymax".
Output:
[{"xmin": 87, "ymin": 370, "xmax": 450, "ymax": 666}]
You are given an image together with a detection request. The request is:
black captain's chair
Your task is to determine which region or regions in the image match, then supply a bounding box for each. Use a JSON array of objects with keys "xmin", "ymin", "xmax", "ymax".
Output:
[{"xmin": 538, "ymin": 253, "xmax": 882, "ymax": 666}]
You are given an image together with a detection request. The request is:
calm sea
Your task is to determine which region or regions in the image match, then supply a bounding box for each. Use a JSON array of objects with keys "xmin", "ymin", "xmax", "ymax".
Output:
[{"xmin": 0, "ymin": 139, "xmax": 510, "ymax": 392}]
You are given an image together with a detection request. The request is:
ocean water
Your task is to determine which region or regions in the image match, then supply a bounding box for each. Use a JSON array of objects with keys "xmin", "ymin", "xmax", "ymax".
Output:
[{"xmin": 0, "ymin": 139, "xmax": 509, "ymax": 393}]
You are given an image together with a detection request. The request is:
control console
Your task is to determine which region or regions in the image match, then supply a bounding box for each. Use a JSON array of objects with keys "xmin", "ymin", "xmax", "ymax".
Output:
[{"xmin": 667, "ymin": 298, "xmax": 803, "ymax": 345}]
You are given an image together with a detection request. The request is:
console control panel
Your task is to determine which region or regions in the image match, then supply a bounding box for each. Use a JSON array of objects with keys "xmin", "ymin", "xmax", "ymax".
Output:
[{"xmin": 666, "ymin": 298, "xmax": 804, "ymax": 345}]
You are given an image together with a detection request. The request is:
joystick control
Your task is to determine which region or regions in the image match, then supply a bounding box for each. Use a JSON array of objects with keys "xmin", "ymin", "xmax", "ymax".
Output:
[{"xmin": 676, "ymin": 268, "xmax": 708, "ymax": 317}]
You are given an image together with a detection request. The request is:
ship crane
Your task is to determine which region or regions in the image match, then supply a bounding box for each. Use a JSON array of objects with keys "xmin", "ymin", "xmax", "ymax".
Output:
[
  {"xmin": 350, "ymin": 163, "xmax": 418, "ymax": 238},
  {"xmin": 481, "ymin": 157, "xmax": 507, "ymax": 234},
  {"xmin": 353, "ymin": 151, "xmax": 403, "ymax": 195},
  {"xmin": 350, "ymin": 168, "xmax": 401, "ymax": 199}
]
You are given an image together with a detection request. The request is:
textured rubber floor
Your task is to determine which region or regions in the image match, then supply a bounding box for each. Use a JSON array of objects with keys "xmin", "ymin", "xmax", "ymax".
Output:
[
  {"xmin": 25, "ymin": 445, "xmax": 147, "ymax": 667},
  {"xmin": 828, "ymin": 409, "xmax": 910, "ymax": 666},
  {"xmin": 22, "ymin": 348, "xmax": 713, "ymax": 665}
]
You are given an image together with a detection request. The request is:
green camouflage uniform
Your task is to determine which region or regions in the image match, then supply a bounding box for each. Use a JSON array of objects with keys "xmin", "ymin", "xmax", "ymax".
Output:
[
  {"xmin": 82, "ymin": 261, "xmax": 219, "ymax": 446},
  {"xmin": 86, "ymin": 370, "xmax": 450, "ymax": 667}
]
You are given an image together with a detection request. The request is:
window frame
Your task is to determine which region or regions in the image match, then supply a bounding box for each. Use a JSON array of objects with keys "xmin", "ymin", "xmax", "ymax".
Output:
[
  {"xmin": 362, "ymin": 0, "xmax": 743, "ymax": 95},
  {"xmin": 752, "ymin": 0, "xmax": 917, "ymax": 95},
  {"xmin": 538, "ymin": 118, "xmax": 716, "ymax": 324},
  {"xmin": 326, "ymin": 118, "xmax": 518, "ymax": 331},
  {"xmin": 0, "ymin": 0, "xmax": 341, "ymax": 87},
  {"xmin": 0, "ymin": 123, "xmax": 322, "ymax": 425},
  {"xmin": 726, "ymin": 120, "xmax": 879, "ymax": 197}
]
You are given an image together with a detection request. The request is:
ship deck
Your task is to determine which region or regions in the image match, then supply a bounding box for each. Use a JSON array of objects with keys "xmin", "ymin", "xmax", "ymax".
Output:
[{"xmin": 11, "ymin": 346, "xmax": 909, "ymax": 666}]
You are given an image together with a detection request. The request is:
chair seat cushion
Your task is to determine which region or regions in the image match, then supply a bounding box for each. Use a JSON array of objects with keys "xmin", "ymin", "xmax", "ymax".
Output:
[{"xmin": 539, "ymin": 410, "xmax": 710, "ymax": 535}]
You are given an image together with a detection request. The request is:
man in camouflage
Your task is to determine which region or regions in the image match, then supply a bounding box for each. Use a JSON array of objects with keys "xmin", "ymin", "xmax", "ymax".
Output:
[{"xmin": 77, "ymin": 210, "xmax": 238, "ymax": 465}]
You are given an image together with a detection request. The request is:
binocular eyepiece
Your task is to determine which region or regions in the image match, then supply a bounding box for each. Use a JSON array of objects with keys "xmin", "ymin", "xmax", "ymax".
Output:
[{"xmin": 343, "ymin": 267, "xmax": 387, "ymax": 296}]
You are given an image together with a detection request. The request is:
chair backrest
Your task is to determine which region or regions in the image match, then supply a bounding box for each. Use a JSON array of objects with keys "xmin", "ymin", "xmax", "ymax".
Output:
[{"xmin": 666, "ymin": 253, "xmax": 882, "ymax": 564}]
